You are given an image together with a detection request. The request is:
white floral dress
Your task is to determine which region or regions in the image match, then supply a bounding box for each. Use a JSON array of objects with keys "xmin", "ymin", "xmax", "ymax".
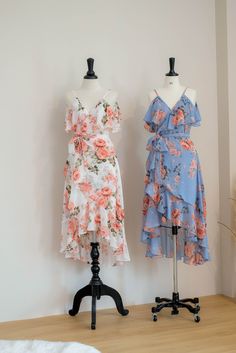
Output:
[{"xmin": 60, "ymin": 91, "xmax": 130, "ymax": 265}]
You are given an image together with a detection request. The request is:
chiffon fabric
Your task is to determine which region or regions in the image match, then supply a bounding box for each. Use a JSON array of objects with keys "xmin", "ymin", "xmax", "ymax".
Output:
[
  {"xmin": 60, "ymin": 90, "xmax": 130, "ymax": 265},
  {"xmin": 141, "ymin": 88, "xmax": 209, "ymax": 265}
]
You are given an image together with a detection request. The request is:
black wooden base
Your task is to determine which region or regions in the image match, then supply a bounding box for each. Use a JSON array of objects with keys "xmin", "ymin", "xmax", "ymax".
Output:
[
  {"xmin": 151, "ymin": 292, "xmax": 200, "ymax": 322},
  {"xmin": 69, "ymin": 242, "xmax": 129, "ymax": 330}
]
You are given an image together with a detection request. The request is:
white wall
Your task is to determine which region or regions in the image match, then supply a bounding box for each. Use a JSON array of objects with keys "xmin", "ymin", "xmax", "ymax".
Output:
[{"xmin": 0, "ymin": 0, "xmax": 220, "ymax": 322}]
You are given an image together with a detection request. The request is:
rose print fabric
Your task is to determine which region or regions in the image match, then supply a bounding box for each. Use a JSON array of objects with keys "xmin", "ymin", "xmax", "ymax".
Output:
[
  {"xmin": 141, "ymin": 88, "xmax": 209, "ymax": 265},
  {"xmin": 60, "ymin": 91, "xmax": 130, "ymax": 265}
]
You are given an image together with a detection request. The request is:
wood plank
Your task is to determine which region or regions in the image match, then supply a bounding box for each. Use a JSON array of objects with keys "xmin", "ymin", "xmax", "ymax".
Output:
[{"xmin": 0, "ymin": 295, "xmax": 235, "ymax": 353}]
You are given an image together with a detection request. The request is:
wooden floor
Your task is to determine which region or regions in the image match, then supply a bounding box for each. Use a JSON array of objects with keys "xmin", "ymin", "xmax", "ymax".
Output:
[{"xmin": 0, "ymin": 295, "xmax": 235, "ymax": 353}]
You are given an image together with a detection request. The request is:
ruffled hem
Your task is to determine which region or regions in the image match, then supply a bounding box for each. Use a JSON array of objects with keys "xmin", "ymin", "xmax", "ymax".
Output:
[
  {"xmin": 60, "ymin": 199, "xmax": 130, "ymax": 266},
  {"xmin": 141, "ymin": 222, "xmax": 209, "ymax": 266},
  {"xmin": 60, "ymin": 225, "xmax": 130, "ymax": 265},
  {"xmin": 141, "ymin": 183, "xmax": 209, "ymax": 265}
]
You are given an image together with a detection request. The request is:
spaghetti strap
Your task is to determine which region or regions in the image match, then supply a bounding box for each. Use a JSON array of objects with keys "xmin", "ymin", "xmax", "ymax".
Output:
[{"xmin": 154, "ymin": 88, "xmax": 159, "ymax": 97}]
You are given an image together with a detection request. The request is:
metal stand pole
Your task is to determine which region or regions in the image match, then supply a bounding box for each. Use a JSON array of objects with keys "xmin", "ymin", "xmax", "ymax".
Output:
[
  {"xmin": 151, "ymin": 224, "xmax": 201, "ymax": 322},
  {"xmin": 173, "ymin": 230, "xmax": 178, "ymax": 293}
]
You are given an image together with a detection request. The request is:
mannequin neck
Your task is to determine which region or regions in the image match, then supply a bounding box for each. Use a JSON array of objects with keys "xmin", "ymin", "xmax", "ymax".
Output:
[
  {"xmin": 80, "ymin": 78, "xmax": 102, "ymax": 92},
  {"xmin": 163, "ymin": 76, "xmax": 181, "ymax": 90},
  {"xmin": 75, "ymin": 79, "xmax": 106, "ymax": 111}
]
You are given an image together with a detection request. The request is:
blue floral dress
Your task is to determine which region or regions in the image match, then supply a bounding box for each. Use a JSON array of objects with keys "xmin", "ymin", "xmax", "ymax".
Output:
[{"xmin": 141, "ymin": 89, "xmax": 209, "ymax": 265}]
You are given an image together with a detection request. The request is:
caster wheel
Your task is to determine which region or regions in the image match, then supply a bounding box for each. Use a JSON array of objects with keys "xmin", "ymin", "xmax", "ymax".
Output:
[
  {"xmin": 152, "ymin": 314, "xmax": 158, "ymax": 322},
  {"xmin": 68, "ymin": 309, "xmax": 76, "ymax": 316},
  {"xmin": 151, "ymin": 307, "xmax": 156, "ymax": 313},
  {"xmin": 91, "ymin": 323, "xmax": 96, "ymax": 330},
  {"xmin": 194, "ymin": 315, "xmax": 200, "ymax": 323},
  {"xmin": 155, "ymin": 297, "xmax": 161, "ymax": 303}
]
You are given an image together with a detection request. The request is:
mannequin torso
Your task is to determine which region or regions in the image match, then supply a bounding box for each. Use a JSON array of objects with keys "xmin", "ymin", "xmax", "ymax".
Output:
[
  {"xmin": 148, "ymin": 76, "xmax": 196, "ymax": 108},
  {"xmin": 67, "ymin": 79, "xmax": 117, "ymax": 111}
]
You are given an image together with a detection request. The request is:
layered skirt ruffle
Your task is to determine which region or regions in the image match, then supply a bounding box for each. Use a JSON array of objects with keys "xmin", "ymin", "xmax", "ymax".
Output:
[{"xmin": 141, "ymin": 141, "xmax": 209, "ymax": 265}]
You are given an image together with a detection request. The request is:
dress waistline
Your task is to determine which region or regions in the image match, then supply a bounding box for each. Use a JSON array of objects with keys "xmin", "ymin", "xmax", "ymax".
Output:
[
  {"xmin": 160, "ymin": 132, "xmax": 190, "ymax": 138},
  {"xmin": 147, "ymin": 132, "xmax": 190, "ymax": 152}
]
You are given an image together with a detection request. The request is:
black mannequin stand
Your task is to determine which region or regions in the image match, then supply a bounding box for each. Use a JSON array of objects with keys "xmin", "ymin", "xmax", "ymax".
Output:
[
  {"xmin": 151, "ymin": 225, "xmax": 201, "ymax": 323},
  {"xmin": 69, "ymin": 242, "xmax": 129, "ymax": 330}
]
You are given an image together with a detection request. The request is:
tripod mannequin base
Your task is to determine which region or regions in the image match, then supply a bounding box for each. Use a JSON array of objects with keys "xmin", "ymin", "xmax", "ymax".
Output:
[
  {"xmin": 151, "ymin": 292, "xmax": 200, "ymax": 322},
  {"xmin": 68, "ymin": 242, "xmax": 128, "ymax": 330},
  {"xmin": 69, "ymin": 281, "xmax": 129, "ymax": 330}
]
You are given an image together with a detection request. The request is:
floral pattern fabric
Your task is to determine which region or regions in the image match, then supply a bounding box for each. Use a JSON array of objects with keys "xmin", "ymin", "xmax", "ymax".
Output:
[
  {"xmin": 141, "ymin": 89, "xmax": 209, "ymax": 265},
  {"xmin": 60, "ymin": 92, "xmax": 130, "ymax": 265}
]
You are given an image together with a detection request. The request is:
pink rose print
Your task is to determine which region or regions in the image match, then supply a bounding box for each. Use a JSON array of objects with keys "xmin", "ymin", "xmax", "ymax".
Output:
[
  {"xmin": 196, "ymin": 218, "xmax": 206, "ymax": 239},
  {"xmin": 67, "ymin": 201, "xmax": 75, "ymax": 211},
  {"xmin": 116, "ymin": 206, "xmax": 125, "ymax": 221},
  {"xmin": 106, "ymin": 106, "xmax": 113, "ymax": 117},
  {"xmin": 114, "ymin": 243, "xmax": 124, "ymax": 255},
  {"xmin": 75, "ymin": 139, "xmax": 88, "ymax": 153},
  {"xmin": 108, "ymin": 211, "xmax": 116, "ymax": 223},
  {"xmin": 101, "ymin": 187, "xmax": 113, "ymax": 196},
  {"xmin": 96, "ymin": 147, "xmax": 110, "ymax": 159},
  {"xmin": 180, "ymin": 139, "xmax": 194, "ymax": 151},
  {"xmin": 142, "ymin": 195, "xmax": 149, "ymax": 216},
  {"xmin": 171, "ymin": 208, "xmax": 181, "ymax": 225},
  {"xmin": 154, "ymin": 110, "xmax": 166, "ymax": 124},
  {"xmin": 68, "ymin": 218, "xmax": 77, "ymax": 234},
  {"xmin": 98, "ymin": 226, "xmax": 110, "ymax": 239},
  {"xmin": 161, "ymin": 215, "xmax": 167, "ymax": 223},
  {"xmin": 112, "ymin": 222, "xmax": 122, "ymax": 232},
  {"xmin": 79, "ymin": 181, "xmax": 92, "ymax": 193},
  {"xmin": 104, "ymin": 173, "xmax": 117, "ymax": 184},
  {"xmin": 81, "ymin": 121, "xmax": 87, "ymax": 133},
  {"xmin": 96, "ymin": 147, "xmax": 115, "ymax": 159},
  {"xmin": 98, "ymin": 196, "xmax": 109, "ymax": 208},
  {"xmin": 184, "ymin": 243, "xmax": 195, "ymax": 257},
  {"xmin": 72, "ymin": 170, "xmax": 80, "ymax": 182},
  {"xmin": 172, "ymin": 108, "xmax": 185, "ymax": 126},
  {"xmin": 144, "ymin": 122, "xmax": 153, "ymax": 132},
  {"xmin": 94, "ymin": 138, "xmax": 106, "ymax": 147},
  {"xmin": 95, "ymin": 214, "xmax": 101, "ymax": 224},
  {"xmin": 64, "ymin": 164, "xmax": 68, "ymax": 177}
]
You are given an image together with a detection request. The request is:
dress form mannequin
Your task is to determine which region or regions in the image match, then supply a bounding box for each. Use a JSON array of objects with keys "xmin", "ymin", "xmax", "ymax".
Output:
[
  {"xmin": 67, "ymin": 58, "xmax": 129, "ymax": 330},
  {"xmin": 148, "ymin": 58, "xmax": 197, "ymax": 107},
  {"xmin": 150, "ymin": 58, "xmax": 201, "ymax": 323}
]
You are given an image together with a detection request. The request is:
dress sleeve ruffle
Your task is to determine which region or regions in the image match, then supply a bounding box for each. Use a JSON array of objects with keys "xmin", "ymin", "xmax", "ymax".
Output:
[
  {"xmin": 167, "ymin": 101, "xmax": 202, "ymax": 129},
  {"xmin": 143, "ymin": 101, "xmax": 157, "ymax": 133},
  {"xmin": 64, "ymin": 100, "xmax": 79, "ymax": 132},
  {"xmin": 64, "ymin": 108, "xmax": 73, "ymax": 132}
]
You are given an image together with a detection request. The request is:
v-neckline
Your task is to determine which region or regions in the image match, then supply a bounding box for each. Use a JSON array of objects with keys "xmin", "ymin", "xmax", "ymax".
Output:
[
  {"xmin": 154, "ymin": 87, "xmax": 187, "ymax": 112},
  {"xmin": 76, "ymin": 90, "xmax": 110, "ymax": 114}
]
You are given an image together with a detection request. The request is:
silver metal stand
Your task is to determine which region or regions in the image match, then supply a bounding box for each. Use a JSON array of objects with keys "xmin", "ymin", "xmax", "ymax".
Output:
[
  {"xmin": 151, "ymin": 225, "xmax": 201, "ymax": 322},
  {"xmin": 173, "ymin": 231, "xmax": 178, "ymax": 293}
]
